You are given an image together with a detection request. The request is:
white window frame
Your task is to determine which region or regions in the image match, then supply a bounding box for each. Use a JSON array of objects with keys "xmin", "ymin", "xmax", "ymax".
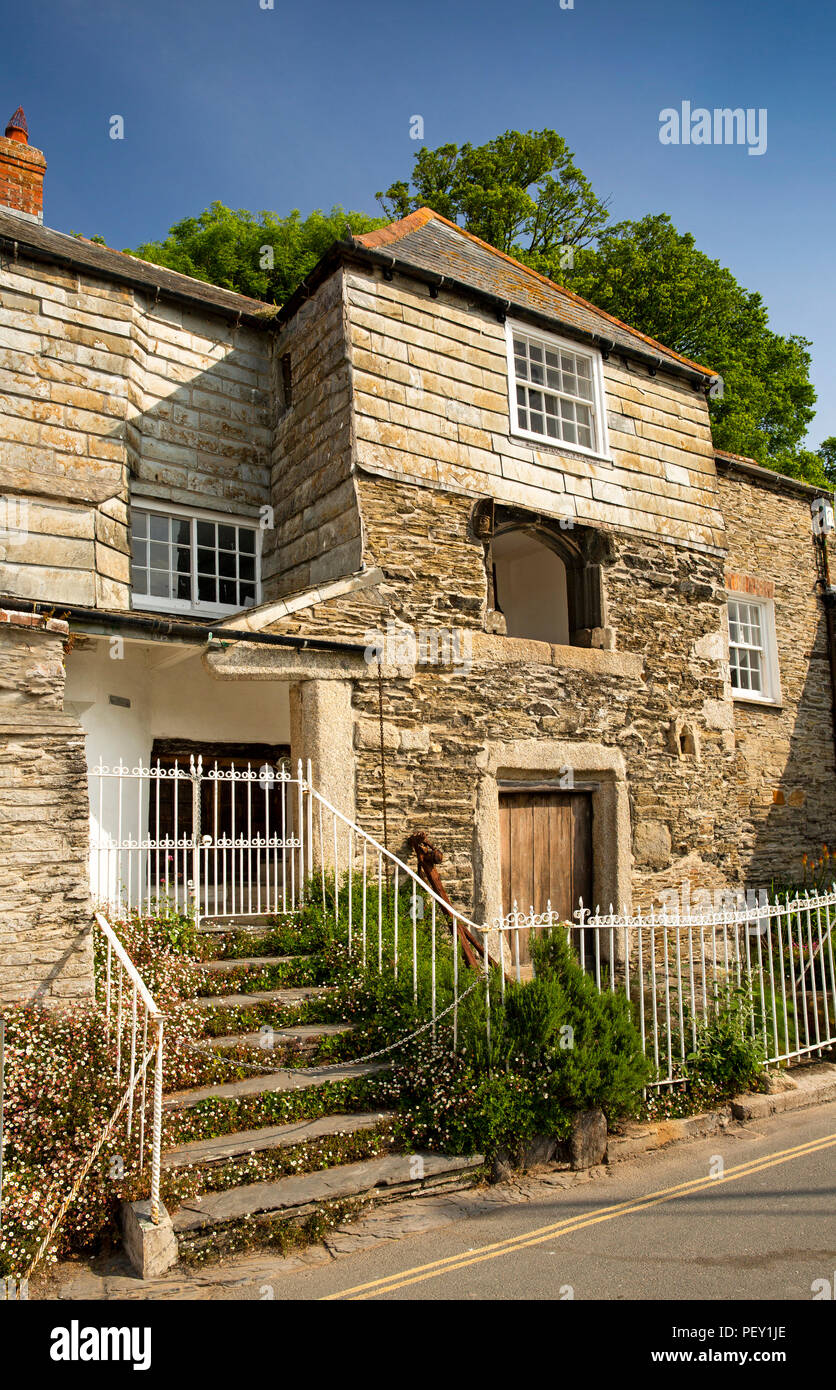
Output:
[
  {"xmin": 130, "ymin": 498, "xmax": 263, "ymax": 619},
  {"xmin": 505, "ymin": 319, "xmax": 610, "ymax": 460},
  {"xmin": 726, "ymin": 594, "xmax": 782, "ymax": 706}
]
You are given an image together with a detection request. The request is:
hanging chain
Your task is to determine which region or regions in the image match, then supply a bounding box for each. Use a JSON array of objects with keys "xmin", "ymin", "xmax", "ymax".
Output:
[{"xmin": 185, "ymin": 977, "xmax": 483, "ymax": 1077}]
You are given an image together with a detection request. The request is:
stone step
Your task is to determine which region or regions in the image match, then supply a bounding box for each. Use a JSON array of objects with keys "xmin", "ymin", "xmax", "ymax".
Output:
[
  {"xmin": 199, "ymin": 915, "xmax": 280, "ymax": 931},
  {"xmin": 163, "ymin": 1110, "xmax": 393, "ymax": 1170},
  {"xmin": 193, "ymin": 985, "xmax": 333, "ymax": 1010},
  {"xmin": 164, "ymin": 1060, "xmax": 385, "ymax": 1110},
  {"xmin": 197, "ymin": 955, "xmax": 306, "ymax": 973},
  {"xmin": 172, "ymin": 1152, "xmax": 485, "ymax": 1235},
  {"xmin": 197, "ymin": 1023, "xmax": 355, "ymax": 1051}
]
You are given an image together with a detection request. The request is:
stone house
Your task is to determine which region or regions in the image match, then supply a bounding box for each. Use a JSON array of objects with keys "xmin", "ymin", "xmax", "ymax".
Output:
[{"xmin": 1, "ymin": 108, "xmax": 834, "ymax": 1004}]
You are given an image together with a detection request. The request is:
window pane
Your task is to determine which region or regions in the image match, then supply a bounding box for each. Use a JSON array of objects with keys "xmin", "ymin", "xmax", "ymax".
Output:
[
  {"xmin": 510, "ymin": 331, "xmax": 599, "ymax": 449},
  {"xmin": 132, "ymin": 505, "xmax": 258, "ymax": 612},
  {"xmin": 728, "ymin": 599, "xmax": 768, "ymax": 696}
]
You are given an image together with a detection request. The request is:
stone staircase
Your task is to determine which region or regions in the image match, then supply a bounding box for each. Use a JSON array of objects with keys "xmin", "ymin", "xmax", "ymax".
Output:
[{"xmin": 156, "ymin": 913, "xmax": 483, "ymax": 1265}]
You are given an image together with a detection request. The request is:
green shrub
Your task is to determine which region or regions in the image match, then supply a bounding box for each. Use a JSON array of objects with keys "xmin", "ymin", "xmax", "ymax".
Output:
[
  {"xmin": 393, "ymin": 927, "xmax": 651, "ymax": 1161},
  {"xmin": 684, "ymin": 983, "xmax": 765, "ymax": 1098}
]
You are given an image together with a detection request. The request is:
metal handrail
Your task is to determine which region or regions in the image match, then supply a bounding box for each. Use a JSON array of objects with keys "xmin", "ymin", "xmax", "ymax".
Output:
[{"xmin": 94, "ymin": 912, "xmax": 164, "ymax": 1226}]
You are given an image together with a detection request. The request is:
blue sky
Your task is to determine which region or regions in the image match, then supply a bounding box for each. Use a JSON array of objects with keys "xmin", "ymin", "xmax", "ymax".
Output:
[{"xmin": 2, "ymin": 0, "xmax": 834, "ymax": 443}]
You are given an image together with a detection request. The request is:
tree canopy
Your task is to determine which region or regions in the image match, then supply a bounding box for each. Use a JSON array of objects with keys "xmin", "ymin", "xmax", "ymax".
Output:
[
  {"xmin": 125, "ymin": 202, "xmax": 386, "ymax": 306},
  {"xmin": 568, "ymin": 214, "xmax": 823, "ymax": 482},
  {"xmin": 376, "ymin": 128, "xmax": 609, "ymax": 276}
]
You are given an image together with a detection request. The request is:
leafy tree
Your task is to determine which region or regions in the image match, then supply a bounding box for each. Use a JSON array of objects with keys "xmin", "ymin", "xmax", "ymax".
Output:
[
  {"xmin": 376, "ymin": 128, "xmax": 609, "ymax": 273},
  {"xmin": 125, "ymin": 202, "xmax": 386, "ymax": 305},
  {"xmin": 815, "ymin": 437, "xmax": 836, "ymax": 487},
  {"xmin": 569, "ymin": 214, "xmax": 822, "ymax": 481}
]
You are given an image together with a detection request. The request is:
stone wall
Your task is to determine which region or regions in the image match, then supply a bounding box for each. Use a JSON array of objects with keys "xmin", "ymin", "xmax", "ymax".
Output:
[
  {"xmin": 717, "ymin": 467, "xmax": 836, "ymax": 885},
  {"xmin": 266, "ymin": 472, "xmax": 740, "ymax": 916},
  {"xmin": 345, "ymin": 265, "xmax": 726, "ymax": 550},
  {"xmin": 266, "ymin": 272, "xmax": 362, "ymax": 597},
  {"xmin": 0, "ymin": 609, "xmax": 92, "ymax": 1004},
  {"xmin": 0, "ymin": 250, "xmax": 272, "ymax": 610}
]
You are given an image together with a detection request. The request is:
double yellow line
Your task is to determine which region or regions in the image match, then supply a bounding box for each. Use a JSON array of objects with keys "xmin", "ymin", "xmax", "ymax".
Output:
[{"xmin": 323, "ymin": 1130, "xmax": 836, "ymax": 1299}]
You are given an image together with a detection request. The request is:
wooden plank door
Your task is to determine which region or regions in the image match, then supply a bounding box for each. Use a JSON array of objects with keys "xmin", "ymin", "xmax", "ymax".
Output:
[{"xmin": 499, "ymin": 790, "xmax": 593, "ymax": 966}]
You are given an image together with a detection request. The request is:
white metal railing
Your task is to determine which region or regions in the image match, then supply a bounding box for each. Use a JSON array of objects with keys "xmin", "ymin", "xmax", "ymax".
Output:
[
  {"xmin": 94, "ymin": 912, "xmax": 164, "ymax": 1222},
  {"xmin": 495, "ymin": 886, "xmax": 836, "ymax": 1085},
  {"xmin": 305, "ymin": 776, "xmax": 487, "ymax": 1048},
  {"xmin": 23, "ymin": 913, "xmax": 164, "ymax": 1277},
  {"xmin": 88, "ymin": 757, "xmax": 305, "ymax": 920},
  {"xmin": 86, "ymin": 756, "xmax": 836, "ymax": 1080},
  {"xmin": 87, "ymin": 756, "xmax": 484, "ymax": 1042}
]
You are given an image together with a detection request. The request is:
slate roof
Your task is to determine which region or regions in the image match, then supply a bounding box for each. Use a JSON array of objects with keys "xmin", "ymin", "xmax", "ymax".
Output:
[
  {"xmin": 715, "ymin": 449, "xmax": 832, "ymax": 500},
  {"xmin": 354, "ymin": 208, "xmax": 713, "ymax": 379},
  {"xmin": 0, "ymin": 207, "xmax": 270, "ymax": 324}
]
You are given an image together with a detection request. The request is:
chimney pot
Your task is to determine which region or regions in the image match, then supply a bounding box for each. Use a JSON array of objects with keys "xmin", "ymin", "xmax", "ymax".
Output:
[
  {"xmin": 5, "ymin": 106, "xmax": 28, "ymax": 143},
  {"xmin": 0, "ymin": 105, "xmax": 46, "ymax": 222}
]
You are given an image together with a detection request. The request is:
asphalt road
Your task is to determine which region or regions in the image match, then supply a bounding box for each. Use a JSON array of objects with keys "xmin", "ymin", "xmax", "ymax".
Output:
[{"xmin": 273, "ymin": 1100, "xmax": 836, "ymax": 1302}]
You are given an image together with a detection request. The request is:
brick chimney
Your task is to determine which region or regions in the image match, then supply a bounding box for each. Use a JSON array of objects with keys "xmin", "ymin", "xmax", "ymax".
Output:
[{"xmin": 0, "ymin": 107, "xmax": 46, "ymax": 222}]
